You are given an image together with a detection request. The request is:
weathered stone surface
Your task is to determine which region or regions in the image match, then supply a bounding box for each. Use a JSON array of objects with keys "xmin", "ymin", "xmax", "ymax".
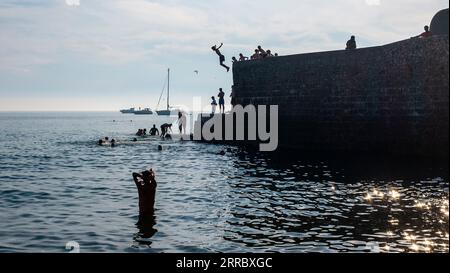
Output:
[
  {"xmin": 231, "ymin": 36, "xmax": 449, "ymax": 157},
  {"xmin": 430, "ymin": 8, "xmax": 449, "ymax": 36}
]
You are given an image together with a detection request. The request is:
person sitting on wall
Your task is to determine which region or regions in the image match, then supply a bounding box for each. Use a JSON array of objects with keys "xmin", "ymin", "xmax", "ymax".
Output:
[
  {"xmin": 266, "ymin": 50, "xmax": 274, "ymax": 57},
  {"xmin": 251, "ymin": 49, "xmax": 260, "ymax": 60},
  {"xmin": 419, "ymin": 25, "xmax": 433, "ymax": 38},
  {"xmin": 239, "ymin": 53, "xmax": 249, "ymax": 61},
  {"xmin": 346, "ymin": 36, "xmax": 357, "ymax": 50},
  {"xmin": 257, "ymin": 45, "xmax": 267, "ymax": 58},
  {"xmin": 232, "ymin": 56, "xmax": 238, "ymax": 63}
]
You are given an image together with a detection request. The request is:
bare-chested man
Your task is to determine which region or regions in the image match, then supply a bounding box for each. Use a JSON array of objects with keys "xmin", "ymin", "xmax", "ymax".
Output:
[{"xmin": 132, "ymin": 168, "xmax": 157, "ymax": 217}]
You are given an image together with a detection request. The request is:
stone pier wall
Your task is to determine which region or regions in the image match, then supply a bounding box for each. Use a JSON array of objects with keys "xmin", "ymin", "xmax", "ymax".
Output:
[{"xmin": 230, "ymin": 36, "xmax": 449, "ymax": 157}]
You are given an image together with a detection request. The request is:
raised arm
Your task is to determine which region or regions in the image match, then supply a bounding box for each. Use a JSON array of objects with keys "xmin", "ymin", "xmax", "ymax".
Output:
[
  {"xmin": 217, "ymin": 43, "xmax": 223, "ymax": 50},
  {"xmin": 133, "ymin": 172, "xmax": 143, "ymax": 186}
]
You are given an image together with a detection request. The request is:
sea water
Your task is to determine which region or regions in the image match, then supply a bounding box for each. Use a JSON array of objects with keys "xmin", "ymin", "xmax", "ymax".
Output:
[{"xmin": 0, "ymin": 112, "xmax": 448, "ymax": 253}]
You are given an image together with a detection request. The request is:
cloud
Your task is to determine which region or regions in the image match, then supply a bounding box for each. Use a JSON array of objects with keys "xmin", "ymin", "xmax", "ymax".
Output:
[
  {"xmin": 65, "ymin": 0, "xmax": 80, "ymax": 6},
  {"xmin": 0, "ymin": 0, "xmax": 448, "ymax": 110},
  {"xmin": 365, "ymin": 0, "xmax": 381, "ymax": 6}
]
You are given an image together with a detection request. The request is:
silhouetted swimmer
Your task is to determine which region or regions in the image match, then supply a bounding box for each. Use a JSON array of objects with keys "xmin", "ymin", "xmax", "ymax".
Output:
[
  {"xmin": 98, "ymin": 139, "xmax": 104, "ymax": 146},
  {"xmin": 105, "ymin": 137, "xmax": 109, "ymax": 141},
  {"xmin": 219, "ymin": 150, "xmax": 226, "ymax": 156},
  {"xmin": 165, "ymin": 134, "xmax": 172, "ymax": 140},
  {"xmin": 150, "ymin": 125, "xmax": 159, "ymax": 136},
  {"xmin": 132, "ymin": 168, "xmax": 157, "ymax": 219},
  {"xmin": 133, "ymin": 138, "xmax": 138, "ymax": 142},
  {"xmin": 211, "ymin": 43, "xmax": 230, "ymax": 72},
  {"xmin": 158, "ymin": 145, "xmax": 163, "ymax": 151},
  {"xmin": 111, "ymin": 139, "xmax": 116, "ymax": 147}
]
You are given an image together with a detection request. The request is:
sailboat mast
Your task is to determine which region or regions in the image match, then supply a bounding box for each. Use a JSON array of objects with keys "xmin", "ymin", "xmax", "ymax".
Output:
[{"xmin": 167, "ymin": 68, "xmax": 170, "ymax": 111}]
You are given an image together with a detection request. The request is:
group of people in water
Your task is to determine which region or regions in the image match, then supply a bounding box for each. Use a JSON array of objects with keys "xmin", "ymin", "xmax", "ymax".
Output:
[
  {"xmin": 98, "ymin": 137, "xmax": 117, "ymax": 147},
  {"xmin": 136, "ymin": 125, "xmax": 160, "ymax": 137},
  {"xmin": 98, "ymin": 111, "xmax": 190, "ymax": 147},
  {"xmin": 135, "ymin": 124, "xmax": 173, "ymax": 139}
]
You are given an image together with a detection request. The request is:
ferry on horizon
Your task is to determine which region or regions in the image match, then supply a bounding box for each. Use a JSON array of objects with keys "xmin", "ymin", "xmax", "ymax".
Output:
[{"xmin": 120, "ymin": 107, "xmax": 154, "ymax": 115}]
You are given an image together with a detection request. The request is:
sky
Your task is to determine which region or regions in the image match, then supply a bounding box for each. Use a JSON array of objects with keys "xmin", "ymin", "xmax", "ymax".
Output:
[{"xmin": 0, "ymin": 0, "xmax": 448, "ymax": 111}]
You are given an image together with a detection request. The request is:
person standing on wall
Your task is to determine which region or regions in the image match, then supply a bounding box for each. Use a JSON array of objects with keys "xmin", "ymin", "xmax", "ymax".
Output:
[
  {"xmin": 211, "ymin": 96, "xmax": 218, "ymax": 114},
  {"xmin": 218, "ymin": 88, "xmax": 226, "ymax": 114}
]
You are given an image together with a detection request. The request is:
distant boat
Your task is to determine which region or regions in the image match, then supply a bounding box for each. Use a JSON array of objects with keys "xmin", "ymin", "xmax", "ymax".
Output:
[
  {"xmin": 120, "ymin": 108, "xmax": 136, "ymax": 114},
  {"xmin": 120, "ymin": 107, "xmax": 154, "ymax": 115},
  {"xmin": 133, "ymin": 108, "xmax": 153, "ymax": 115},
  {"xmin": 156, "ymin": 69, "xmax": 181, "ymax": 116}
]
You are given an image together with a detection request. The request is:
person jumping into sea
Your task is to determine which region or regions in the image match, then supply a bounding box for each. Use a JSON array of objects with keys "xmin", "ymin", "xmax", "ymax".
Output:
[{"xmin": 211, "ymin": 43, "xmax": 230, "ymax": 72}]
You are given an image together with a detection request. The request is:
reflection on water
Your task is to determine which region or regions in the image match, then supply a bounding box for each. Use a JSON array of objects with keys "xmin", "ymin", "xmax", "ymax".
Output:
[
  {"xmin": 223, "ymin": 151, "xmax": 449, "ymax": 253},
  {"xmin": 133, "ymin": 214, "xmax": 158, "ymax": 248},
  {"xmin": 0, "ymin": 112, "xmax": 448, "ymax": 253}
]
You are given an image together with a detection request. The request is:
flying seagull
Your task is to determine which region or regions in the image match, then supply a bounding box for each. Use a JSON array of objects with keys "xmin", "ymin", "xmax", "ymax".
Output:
[{"xmin": 194, "ymin": 70, "xmax": 199, "ymax": 75}]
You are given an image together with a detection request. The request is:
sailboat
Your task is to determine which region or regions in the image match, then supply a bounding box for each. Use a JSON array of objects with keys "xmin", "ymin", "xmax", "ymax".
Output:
[{"xmin": 156, "ymin": 69, "xmax": 178, "ymax": 116}]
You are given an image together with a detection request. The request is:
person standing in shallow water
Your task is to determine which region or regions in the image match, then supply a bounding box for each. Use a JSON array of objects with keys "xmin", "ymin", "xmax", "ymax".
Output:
[
  {"xmin": 177, "ymin": 111, "xmax": 187, "ymax": 135},
  {"xmin": 211, "ymin": 43, "xmax": 230, "ymax": 72},
  {"xmin": 133, "ymin": 169, "xmax": 157, "ymax": 218},
  {"xmin": 149, "ymin": 124, "xmax": 159, "ymax": 136},
  {"xmin": 218, "ymin": 88, "xmax": 225, "ymax": 114}
]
